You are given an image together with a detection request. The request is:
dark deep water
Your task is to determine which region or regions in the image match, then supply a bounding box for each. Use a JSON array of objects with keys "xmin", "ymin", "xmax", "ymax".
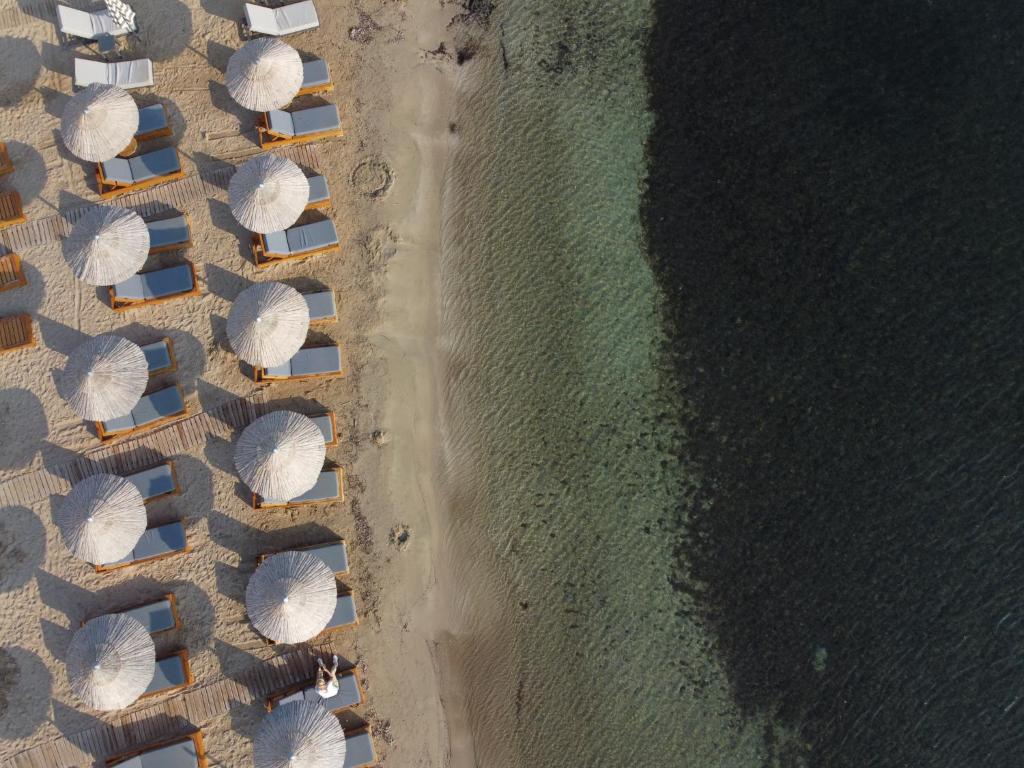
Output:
[{"xmin": 645, "ymin": 2, "xmax": 1024, "ymax": 765}]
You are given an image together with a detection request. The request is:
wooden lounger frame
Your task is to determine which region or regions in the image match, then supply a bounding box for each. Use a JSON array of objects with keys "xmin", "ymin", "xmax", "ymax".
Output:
[
  {"xmin": 136, "ymin": 103, "xmax": 173, "ymax": 142},
  {"xmin": 0, "ymin": 253, "xmax": 27, "ymax": 292},
  {"xmin": 251, "ymin": 344, "xmax": 344, "ymax": 383},
  {"xmin": 96, "ymin": 152, "xmax": 186, "ymax": 200},
  {"xmin": 109, "ymin": 259, "xmax": 200, "ymax": 312},
  {"xmin": 251, "ymin": 232, "xmax": 340, "ymax": 269},
  {"xmin": 0, "ymin": 143, "xmax": 13, "ymax": 176},
  {"xmin": 256, "ymin": 111, "xmax": 344, "ymax": 150},
  {"xmin": 84, "ymin": 592, "xmax": 181, "ymax": 634},
  {"xmin": 0, "ymin": 190, "xmax": 26, "ymax": 230},
  {"xmin": 0, "ymin": 314, "xmax": 34, "ymax": 354},
  {"xmin": 148, "ymin": 337, "xmax": 179, "ymax": 376},
  {"xmin": 296, "ymin": 81, "xmax": 334, "ymax": 98},
  {"xmin": 264, "ymin": 666, "xmax": 363, "ymax": 712},
  {"xmin": 139, "ymin": 649, "xmax": 194, "ymax": 699},
  {"xmin": 149, "ymin": 213, "xmax": 193, "ymax": 254},
  {"xmin": 106, "ymin": 730, "xmax": 208, "ymax": 768},
  {"xmin": 304, "ymin": 194, "xmax": 332, "ymax": 212},
  {"xmin": 95, "ymin": 383, "xmax": 189, "ymax": 442},
  {"xmin": 94, "ymin": 520, "xmax": 190, "ymax": 572},
  {"xmin": 255, "ymin": 537, "xmax": 348, "ymax": 573},
  {"xmin": 252, "ymin": 466, "xmax": 345, "ymax": 510}
]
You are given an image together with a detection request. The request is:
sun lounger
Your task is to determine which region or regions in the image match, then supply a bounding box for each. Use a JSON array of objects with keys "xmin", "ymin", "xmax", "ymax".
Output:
[
  {"xmin": 140, "ymin": 650, "xmax": 193, "ymax": 698},
  {"xmin": 253, "ymin": 343, "xmax": 344, "ymax": 382},
  {"xmin": 311, "ymin": 412, "xmax": 338, "ymax": 445},
  {"xmin": 253, "ymin": 467, "xmax": 344, "ymax": 509},
  {"xmin": 97, "ymin": 146, "xmax": 185, "ymax": 199},
  {"xmin": 96, "ymin": 384, "xmax": 187, "ymax": 441},
  {"xmin": 265, "ymin": 667, "xmax": 363, "ymax": 713},
  {"xmin": 257, "ymin": 539, "xmax": 349, "ymax": 575},
  {"xmin": 136, "ymin": 103, "xmax": 172, "ymax": 142},
  {"xmin": 251, "ymin": 219, "xmax": 340, "ymax": 268},
  {"xmin": 298, "ymin": 59, "xmax": 333, "ymax": 96},
  {"xmin": 146, "ymin": 215, "xmax": 192, "ymax": 254},
  {"xmin": 257, "ymin": 104, "xmax": 342, "ymax": 149},
  {"xmin": 109, "ymin": 260, "xmax": 199, "ymax": 311},
  {"xmin": 95, "ymin": 520, "xmax": 189, "ymax": 572},
  {"xmin": 244, "ymin": 1, "xmax": 320, "ymax": 37},
  {"xmin": 106, "ymin": 731, "xmax": 208, "ymax": 768},
  {"xmin": 99, "ymin": 593, "xmax": 181, "ymax": 635},
  {"xmin": 75, "ymin": 58, "xmax": 155, "ymax": 90},
  {"xmin": 304, "ymin": 289, "xmax": 337, "ymax": 323},
  {"xmin": 58, "ymin": 5, "xmax": 131, "ymax": 42},
  {"xmin": 326, "ymin": 590, "xmax": 359, "ymax": 632},
  {"xmin": 125, "ymin": 461, "xmax": 179, "ymax": 503},
  {"xmin": 0, "ymin": 191, "xmax": 25, "ymax": 230},
  {"xmin": 305, "ymin": 174, "xmax": 331, "ymax": 210},
  {"xmin": 140, "ymin": 338, "xmax": 177, "ymax": 375},
  {"xmin": 342, "ymin": 726, "xmax": 377, "ymax": 768},
  {"xmin": 0, "ymin": 314, "xmax": 34, "ymax": 354},
  {"xmin": 0, "ymin": 143, "xmax": 12, "ymax": 176},
  {"xmin": 0, "ymin": 254, "xmax": 26, "ymax": 293}
]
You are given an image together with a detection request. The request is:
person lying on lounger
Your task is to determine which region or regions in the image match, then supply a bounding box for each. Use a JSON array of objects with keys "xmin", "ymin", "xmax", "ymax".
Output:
[{"xmin": 316, "ymin": 654, "xmax": 340, "ymax": 698}]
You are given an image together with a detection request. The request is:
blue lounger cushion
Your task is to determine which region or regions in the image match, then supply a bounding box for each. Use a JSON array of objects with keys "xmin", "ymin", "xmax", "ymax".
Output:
[
  {"xmin": 304, "ymin": 541, "xmax": 348, "ymax": 573},
  {"xmin": 262, "ymin": 470, "xmax": 340, "ymax": 505},
  {"xmin": 127, "ymin": 736, "xmax": 200, "ymax": 768},
  {"xmin": 266, "ymin": 110, "xmax": 295, "ymax": 136},
  {"xmin": 328, "ymin": 593, "xmax": 358, "ymax": 630},
  {"xmin": 128, "ymin": 147, "xmax": 180, "ymax": 183},
  {"xmin": 147, "ymin": 216, "xmax": 189, "ymax": 250},
  {"xmin": 291, "ymin": 345, "xmax": 342, "ymax": 376},
  {"xmin": 104, "ymin": 521, "xmax": 186, "ymax": 566},
  {"xmin": 113, "ymin": 264, "xmax": 194, "ymax": 301},
  {"xmin": 301, "ymin": 59, "xmax": 331, "ymax": 89},
  {"xmin": 306, "ymin": 175, "xmax": 330, "ymax": 205},
  {"xmin": 309, "ymin": 414, "xmax": 336, "ymax": 444},
  {"xmin": 141, "ymin": 340, "xmax": 172, "ymax": 372},
  {"xmin": 144, "ymin": 654, "xmax": 188, "ymax": 695},
  {"xmin": 136, "ymin": 104, "xmax": 168, "ymax": 137},
  {"xmin": 100, "ymin": 157, "xmax": 134, "ymax": 184},
  {"xmin": 286, "ymin": 220, "xmax": 338, "ymax": 252},
  {"xmin": 292, "ymin": 105, "xmax": 340, "ymax": 136},
  {"xmin": 125, "ymin": 463, "xmax": 176, "ymax": 500},
  {"xmin": 342, "ymin": 731, "xmax": 375, "ymax": 768},
  {"xmin": 278, "ymin": 669, "xmax": 360, "ymax": 710},
  {"xmin": 304, "ymin": 290, "xmax": 336, "ymax": 321},
  {"xmin": 120, "ymin": 597, "xmax": 176, "ymax": 633}
]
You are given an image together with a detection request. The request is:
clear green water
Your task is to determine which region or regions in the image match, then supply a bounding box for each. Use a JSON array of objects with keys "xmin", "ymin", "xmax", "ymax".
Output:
[{"xmin": 439, "ymin": 3, "xmax": 765, "ymax": 765}]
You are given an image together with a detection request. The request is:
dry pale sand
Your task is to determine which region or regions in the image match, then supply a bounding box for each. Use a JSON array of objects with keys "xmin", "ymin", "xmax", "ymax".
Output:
[{"xmin": 0, "ymin": 0, "xmax": 481, "ymax": 765}]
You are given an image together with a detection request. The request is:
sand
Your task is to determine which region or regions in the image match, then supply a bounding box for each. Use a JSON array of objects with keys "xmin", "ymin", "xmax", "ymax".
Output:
[{"xmin": 0, "ymin": 0, "xmax": 480, "ymax": 765}]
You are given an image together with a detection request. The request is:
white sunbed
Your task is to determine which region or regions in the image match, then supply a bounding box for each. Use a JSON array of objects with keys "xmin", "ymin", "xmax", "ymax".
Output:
[
  {"xmin": 57, "ymin": 5, "xmax": 130, "ymax": 41},
  {"xmin": 75, "ymin": 58, "xmax": 154, "ymax": 89},
  {"xmin": 244, "ymin": 1, "xmax": 320, "ymax": 37}
]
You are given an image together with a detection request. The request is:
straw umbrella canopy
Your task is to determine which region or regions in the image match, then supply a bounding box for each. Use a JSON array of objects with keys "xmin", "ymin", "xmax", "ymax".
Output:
[
  {"xmin": 227, "ymin": 282, "xmax": 310, "ymax": 367},
  {"xmin": 104, "ymin": 0, "xmax": 138, "ymax": 33},
  {"xmin": 57, "ymin": 334, "xmax": 148, "ymax": 420},
  {"xmin": 234, "ymin": 411, "xmax": 325, "ymax": 500},
  {"xmin": 226, "ymin": 38, "xmax": 303, "ymax": 112},
  {"xmin": 254, "ymin": 701, "xmax": 346, "ymax": 768},
  {"xmin": 63, "ymin": 205, "xmax": 150, "ymax": 285},
  {"xmin": 67, "ymin": 614, "xmax": 155, "ymax": 711},
  {"xmin": 246, "ymin": 552, "xmax": 337, "ymax": 644},
  {"xmin": 55, "ymin": 473, "xmax": 146, "ymax": 564},
  {"xmin": 228, "ymin": 154, "xmax": 309, "ymax": 233},
  {"xmin": 61, "ymin": 84, "xmax": 139, "ymax": 162}
]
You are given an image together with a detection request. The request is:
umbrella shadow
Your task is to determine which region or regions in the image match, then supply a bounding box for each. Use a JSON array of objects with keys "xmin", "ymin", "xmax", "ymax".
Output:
[
  {"xmin": 213, "ymin": 560, "xmax": 247, "ymax": 607},
  {"xmin": 175, "ymin": 580, "xmax": 217, "ymax": 651},
  {"xmin": 207, "ymin": 508, "xmax": 265, "ymax": 563},
  {"xmin": 51, "ymin": 699, "xmax": 110, "ymax": 747},
  {"xmin": 0, "ymin": 258, "xmax": 45, "ymax": 317},
  {"xmin": 0, "ymin": 36, "xmax": 41, "ymax": 106},
  {"xmin": 132, "ymin": 0, "xmax": 192, "ymax": 62},
  {"xmin": 0, "ymin": 507, "xmax": 45, "ymax": 594},
  {"xmin": 206, "ymin": 40, "xmax": 234, "ymax": 73},
  {"xmin": 205, "ymin": 263, "xmax": 252, "ymax": 302},
  {"xmin": 39, "ymin": 617, "xmax": 71, "ymax": 660},
  {"xmin": 3, "ymin": 141, "xmax": 48, "ymax": 206},
  {"xmin": 202, "ymin": 434, "xmax": 236, "ymax": 477},
  {"xmin": 0, "ymin": 388, "xmax": 47, "ymax": 472},
  {"xmin": 199, "ymin": 0, "xmax": 241, "ymax": 22},
  {"xmin": 0, "ymin": 647, "xmax": 51, "ymax": 739},
  {"xmin": 36, "ymin": 314, "xmax": 90, "ymax": 357},
  {"xmin": 208, "ymin": 78, "xmax": 250, "ymax": 126},
  {"xmin": 193, "ymin": 151, "xmax": 234, "ymax": 191},
  {"xmin": 36, "ymin": 84, "xmax": 67, "ymax": 119},
  {"xmin": 39, "ymin": 41, "xmax": 72, "ymax": 78}
]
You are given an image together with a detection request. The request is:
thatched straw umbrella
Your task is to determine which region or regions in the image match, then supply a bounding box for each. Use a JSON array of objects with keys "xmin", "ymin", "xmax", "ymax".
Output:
[
  {"xmin": 227, "ymin": 282, "xmax": 310, "ymax": 367},
  {"xmin": 228, "ymin": 155, "xmax": 309, "ymax": 234},
  {"xmin": 67, "ymin": 614, "xmax": 155, "ymax": 711},
  {"xmin": 61, "ymin": 84, "xmax": 139, "ymax": 162},
  {"xmin": 254, "ymin": 701, "xmax": 346, "ymax": 768},
  {"xmin": 57, "ymin": 334, "xmax": 148, "ymax": 420},
  {"xmin": 234, "ymin": 411, "xmax": 325, "ymax": 501},
  {"xmin": 55, "ymin": 473, "xmax": 146, "ymax": 564},
  {"xmin": 63, "ymin": 206, "xmax": 149, "ymax": 285},
  {"xmin": 246, "ymin": 552, "xmax": 336, "ymax": 643},
  {"xmin": 226, "ymin": 38, "xmax": 303, "ymax": 112}
]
